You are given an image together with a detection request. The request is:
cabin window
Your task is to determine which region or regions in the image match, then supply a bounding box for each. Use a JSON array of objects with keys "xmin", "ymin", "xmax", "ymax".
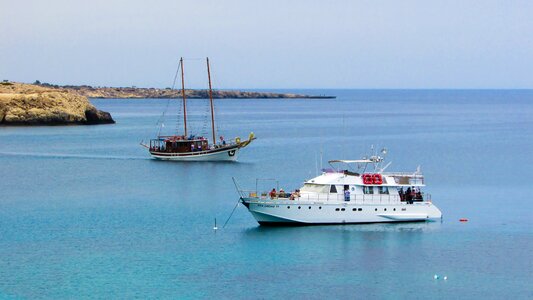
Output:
[
  {"xmin": 378, "ymin": 187, "xmax": 389, "ymax": 194},
  {"xmin": 301, "ymin": 183, "xmax": 329, "ymax": 193},
  {"xmin": 363, "ymin": 186, "xmax": 373, "ymax": 194},
  {"xmin": 330, "ymin": 185, "xmax": 337, "ymax": 193}
]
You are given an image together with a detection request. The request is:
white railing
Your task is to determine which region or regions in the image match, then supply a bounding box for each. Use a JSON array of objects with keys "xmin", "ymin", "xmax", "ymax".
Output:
[
  {"xmin": 240, "ymin": 191, "xmax": 427, "ymax": 204},
  {"xmin": 240, "ymin": 190, "xmax": 431, "ymax": 204},
  {"xmin": 383, "ymin": 172, "xmax": 424, "ymax": 177}
]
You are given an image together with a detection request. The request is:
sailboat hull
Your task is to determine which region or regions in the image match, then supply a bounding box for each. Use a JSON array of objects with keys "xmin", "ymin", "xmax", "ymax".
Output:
[{"xmin": 149, "ymin": 145, "xmax": 240, "ymax": 161}]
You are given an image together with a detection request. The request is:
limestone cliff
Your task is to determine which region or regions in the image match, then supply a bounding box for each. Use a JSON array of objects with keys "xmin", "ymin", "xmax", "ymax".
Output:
[{"xmin": 0, "ymin": 82, "xmax": 115, "ymax": 125}]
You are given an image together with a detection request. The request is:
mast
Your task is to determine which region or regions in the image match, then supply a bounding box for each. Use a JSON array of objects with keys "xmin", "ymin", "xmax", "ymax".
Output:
[
  {"xmin": 180, "ymin": 57, "xmax": 188, "ymax": 137},
  {"xmin": 206, "ymin": 57, "xmax": 216, "ymax": 144}
]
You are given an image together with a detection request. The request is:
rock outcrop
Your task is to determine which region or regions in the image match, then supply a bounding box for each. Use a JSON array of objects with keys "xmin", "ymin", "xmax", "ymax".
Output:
[{"xmin": 0, "ymin": 82, "xmax": 115, "ymax": 125}]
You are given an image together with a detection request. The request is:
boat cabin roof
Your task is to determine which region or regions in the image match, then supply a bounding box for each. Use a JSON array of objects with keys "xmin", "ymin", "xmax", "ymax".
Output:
[
  {"xmin": 304, "ymin": 171, "xmax": 425, "ymax": 187},
  {"xmin": 155, "ymin": 135, "xmax": 208, "ymax": 143},
  {"xmin": 329, "ymin": 159, "xmax": 373, "ymax": 164}
]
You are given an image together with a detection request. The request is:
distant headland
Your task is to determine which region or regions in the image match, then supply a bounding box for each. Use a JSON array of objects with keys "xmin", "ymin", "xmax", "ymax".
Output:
[
  {"xmin": 0, "ymin": 81, "xmax": 114, "ymax": 126},
  {"xmin": 0, "ymin": 80, "xmax": 335, "ymax": 126},
  {"xmin": 35, "ymin": 81, "xmax": 336, "ymax": 99}
]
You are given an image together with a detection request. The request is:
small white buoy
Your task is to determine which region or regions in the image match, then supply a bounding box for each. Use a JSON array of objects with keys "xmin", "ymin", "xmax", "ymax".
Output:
[
  {"xmin": 213, "ymin": 218, "xmax": 218, "ymax": 230},
  {"xmin": 434, "ymin": 274, "xmax": 439, "ymax": 280},
  {"xmin": 443, "ymin": 276, "xmax": 448, "ymax": 280}
]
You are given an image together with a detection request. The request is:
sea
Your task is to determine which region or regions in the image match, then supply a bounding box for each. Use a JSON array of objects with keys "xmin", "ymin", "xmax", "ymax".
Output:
[{"xmin": 0, "ymin": 90, "xmax": 532, "ymax": 299}]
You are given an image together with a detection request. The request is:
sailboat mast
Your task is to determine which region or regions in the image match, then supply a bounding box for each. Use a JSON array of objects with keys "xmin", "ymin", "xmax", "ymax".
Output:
[
  {"xmin": 206, "ymin": 57, "xmax": 216, "ymax": 145},
  {"xmin": 180, "ymin": 57, "xmax": 188, "ymax": 137}
]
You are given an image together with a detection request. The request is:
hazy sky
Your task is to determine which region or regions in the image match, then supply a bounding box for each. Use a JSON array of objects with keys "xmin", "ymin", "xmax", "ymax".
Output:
[{"xmin": 1, "ymin": 0, "xmax": 532, "ymax": 88}]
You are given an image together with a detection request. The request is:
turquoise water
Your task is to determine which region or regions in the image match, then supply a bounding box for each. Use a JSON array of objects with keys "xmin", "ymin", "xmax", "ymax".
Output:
[{"xmin": 1, "ymin": 90, "xmax": 532, "ymax": 299}]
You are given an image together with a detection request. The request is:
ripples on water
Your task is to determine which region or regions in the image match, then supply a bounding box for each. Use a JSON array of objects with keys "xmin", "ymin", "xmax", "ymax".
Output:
[{"xmin": 0, "ymin": 90, "xmax": 532, "ymax": 298}]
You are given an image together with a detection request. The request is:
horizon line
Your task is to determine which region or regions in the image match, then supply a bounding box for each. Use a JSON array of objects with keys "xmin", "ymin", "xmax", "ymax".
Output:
[{"xmin": 9, "ymin": 81, "xmax": 533, "ymax": 91}]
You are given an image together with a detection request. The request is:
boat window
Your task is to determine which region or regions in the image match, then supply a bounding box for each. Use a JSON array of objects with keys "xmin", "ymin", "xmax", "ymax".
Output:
[
  {"xmin": 363, "ymin": 186, "xmax": 373, "ymax": 194},
  {"xmin": 330, "ymin": 185, "xmax": 337, "ymax": 193},
  {"xmin": 378, "ymin": 187, "xmax": 389, "ymax": 194},
  {"xmin": 301, "ymin": 183, "xmax": 329, "ymax": 193}
]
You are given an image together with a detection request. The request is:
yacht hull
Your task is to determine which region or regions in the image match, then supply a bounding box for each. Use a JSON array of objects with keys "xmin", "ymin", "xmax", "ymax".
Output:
[
  {"xmin": 149, "ymin": 146, "xmax": 240, "ymax": 161},
  {"xmin": 242, "ymin": 199, "xmax": 442, "ymax": 226}
]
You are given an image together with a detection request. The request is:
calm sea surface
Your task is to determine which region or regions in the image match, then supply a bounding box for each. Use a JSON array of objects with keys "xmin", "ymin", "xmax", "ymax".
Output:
[{"xmin": 1, "ymin": 90, "xmax": 532, "ymax": 299}]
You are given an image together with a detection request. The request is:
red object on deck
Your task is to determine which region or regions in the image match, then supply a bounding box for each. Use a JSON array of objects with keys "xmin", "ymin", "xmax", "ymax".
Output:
[
  {"xmin": 372, "ymin": 174, "xmax": 383, "ymax": 185},
  {"xmin": 362, "ymin": 174, "xmax": 373, "ymax": 185},
  {"xmin": 459, "ymin": 218, "xmax": 468, "ymax": 222}
]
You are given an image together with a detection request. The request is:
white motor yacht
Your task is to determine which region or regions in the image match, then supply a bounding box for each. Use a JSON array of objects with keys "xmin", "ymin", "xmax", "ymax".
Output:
[{"xmin": 238, "ymin": 149, "xmax": 442, "ymax": 225}]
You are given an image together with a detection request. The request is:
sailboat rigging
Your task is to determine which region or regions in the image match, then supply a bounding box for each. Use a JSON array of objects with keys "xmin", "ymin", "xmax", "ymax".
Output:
[{"xmin": 141, "ymin": 57, "xmax": 255, "ymax": 161}]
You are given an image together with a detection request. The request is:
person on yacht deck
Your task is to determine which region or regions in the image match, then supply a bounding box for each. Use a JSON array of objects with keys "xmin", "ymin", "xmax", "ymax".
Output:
[{"xmin": 269, "ymin": 188, "xmax": 277, "ymax": 199}]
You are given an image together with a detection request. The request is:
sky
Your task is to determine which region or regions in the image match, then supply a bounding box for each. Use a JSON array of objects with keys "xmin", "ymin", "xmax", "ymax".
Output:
[{"xmin": 1, "ymin": 0, "xmax": 532, "ymax": 89}]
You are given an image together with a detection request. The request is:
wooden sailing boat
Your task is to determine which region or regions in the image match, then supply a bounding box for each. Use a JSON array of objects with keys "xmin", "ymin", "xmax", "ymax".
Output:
[{"xmin": 141, "ymin": 57, "xmax": 255, "ymax": 161}]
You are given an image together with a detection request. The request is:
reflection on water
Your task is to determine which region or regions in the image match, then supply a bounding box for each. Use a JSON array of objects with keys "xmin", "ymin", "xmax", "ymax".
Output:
[{"xmin": 242, "ymin": 221, "xmax": 442, "ymax": 236}]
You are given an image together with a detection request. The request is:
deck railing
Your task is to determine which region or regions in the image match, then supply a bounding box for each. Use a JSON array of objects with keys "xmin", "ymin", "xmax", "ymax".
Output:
[{"xmin": 240, "ymin": 190, "xmax": 431, "ymax": 204}]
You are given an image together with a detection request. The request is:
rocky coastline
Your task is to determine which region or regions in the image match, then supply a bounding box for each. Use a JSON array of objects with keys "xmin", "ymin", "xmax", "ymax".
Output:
[
  {"xmin": 0, "ymin": 80, "xmax": 334, "ymax": 126},
  {"xmin": 57, "ymin": 84, "xmax": 335, "ymax": 99},
  {"xmin": 0, "ymin": 82, "xmax": 115, "ymax": 126}
]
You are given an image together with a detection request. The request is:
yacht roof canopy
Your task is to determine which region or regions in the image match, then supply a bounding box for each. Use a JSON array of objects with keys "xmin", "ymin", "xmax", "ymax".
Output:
[{"xmin": 328, "ymin": 159, "xmax": 373, "ymax": 164}]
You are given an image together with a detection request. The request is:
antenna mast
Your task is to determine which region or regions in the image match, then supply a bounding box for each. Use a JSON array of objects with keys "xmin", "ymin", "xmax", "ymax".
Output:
[
  {"xmin": 206, "ymin": 57, "xmax": 216, "ymax": 144},
  {"xmin": 180, "ymin": 57, "xmax": 188, "ymax": 137}
]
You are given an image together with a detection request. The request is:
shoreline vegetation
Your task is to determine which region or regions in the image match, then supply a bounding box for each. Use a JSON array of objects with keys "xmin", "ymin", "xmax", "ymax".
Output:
[
  {"xmin": 0, "ymin": 81, "xmax": 114, "ymax": 126},
  {"xmin": 35, "ymin": 81, "xmax": 336, "ymax": 99}
]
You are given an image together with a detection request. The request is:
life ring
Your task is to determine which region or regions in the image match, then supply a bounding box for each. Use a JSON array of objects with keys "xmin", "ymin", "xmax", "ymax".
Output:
[
  {"xmin": 235, "ymin": 137, "xmax": 241, "ymax": 143},
  {"xmin": 362, "ymin": 174, "xmax": 383, "ymax": 185},
  {"xmin": 372, "ymin": 174, "xmax": 383, "ymax": 185},
  {"xmin": 362, "ymin": 174, "xmax": 373, "ymax": 185}
]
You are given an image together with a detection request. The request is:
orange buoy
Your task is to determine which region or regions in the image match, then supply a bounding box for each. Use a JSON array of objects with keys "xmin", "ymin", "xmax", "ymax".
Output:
[{"xmin": 459, "ymin": 218, "xmax": 468, "ymax": 222}]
